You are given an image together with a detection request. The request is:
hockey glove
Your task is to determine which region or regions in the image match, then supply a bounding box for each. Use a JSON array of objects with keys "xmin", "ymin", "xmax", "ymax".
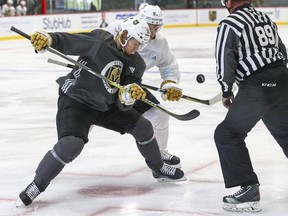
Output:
[
  {"xmin": 30, "ymin": 31, "xmax": 52, "ymax": 53},
  {"xmin": 160, "ymin": 80, "xmax": 182, "ymax": 101},
  {"xmin": 118, "ymin": 83, "xmax": 146, "ymax": 106}
]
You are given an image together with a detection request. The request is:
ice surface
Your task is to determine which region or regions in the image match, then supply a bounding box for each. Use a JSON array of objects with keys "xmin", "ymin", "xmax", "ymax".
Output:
[{"xmin": 0, "ymin": 26, "xmax": 288, "ymax": 216}]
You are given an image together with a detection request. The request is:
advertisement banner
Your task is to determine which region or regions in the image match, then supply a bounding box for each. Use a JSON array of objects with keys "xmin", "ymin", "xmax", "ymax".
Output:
[
  {"xmin": 0, "ymin": 13, "xmax": 101, "ymax": 40},
  {"xmin": 1, "ymin": 7, "xmax": 287, "ymax": 40}
]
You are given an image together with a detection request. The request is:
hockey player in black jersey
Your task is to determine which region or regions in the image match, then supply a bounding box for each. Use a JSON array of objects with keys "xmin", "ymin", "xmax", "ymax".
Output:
[
  {"xmin": 107, "ymin": 3, "xmax": 183, "ymax": 169},
  {"xmin": 16, "ymin": 17, "xmax": 186, "ymax": 207},
  {"xmin": 214, "ymin": 0, "xmax": 288, "ymax": 213}
]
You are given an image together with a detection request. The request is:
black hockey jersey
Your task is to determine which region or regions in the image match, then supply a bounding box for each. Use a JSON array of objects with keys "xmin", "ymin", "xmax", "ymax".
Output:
[{"xmin": 51, "ymin": 29, "xmax": 146, "ymax": 111}]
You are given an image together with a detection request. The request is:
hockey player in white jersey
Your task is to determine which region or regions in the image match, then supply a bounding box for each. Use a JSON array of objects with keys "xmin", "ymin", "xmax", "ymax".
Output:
[{"xmin": 106, "ymin": 3, "xmax": 182, "ymax": 167}]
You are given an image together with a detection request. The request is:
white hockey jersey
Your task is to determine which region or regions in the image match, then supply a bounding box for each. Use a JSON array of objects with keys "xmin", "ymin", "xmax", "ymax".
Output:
[
  {"xmin": 106, "ymin": 20, "xmax": 180, "ymax": 83},
  {"xmin": 16, "ymin": 5, "xmax": 27, "ymax": 16},
  {"xmin": 1, "ymin": 4, "xmax": 15, "ymax": 16}
]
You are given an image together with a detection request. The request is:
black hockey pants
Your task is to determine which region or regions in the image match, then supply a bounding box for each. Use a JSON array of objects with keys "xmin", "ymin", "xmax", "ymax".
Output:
[{"xmin": 214, "ymin": 66, "xmax": 288, "ymax": 188}]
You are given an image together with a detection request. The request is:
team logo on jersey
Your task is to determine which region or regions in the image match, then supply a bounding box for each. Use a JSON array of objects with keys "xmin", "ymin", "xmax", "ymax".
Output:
[
  {"xmin": 129, "ymin": 66, "xmax": 135, "ymax": 73},
  {"xmin": 101, "ymin": 61, "xmax": 123, "ymax": 94},
  {"xmin": 209, "ymin": 11, "xmax": 217, "ymax": 22},
  {"xmin": 108, "ymin": 66, "xmax": 121, "ymax": 82}
]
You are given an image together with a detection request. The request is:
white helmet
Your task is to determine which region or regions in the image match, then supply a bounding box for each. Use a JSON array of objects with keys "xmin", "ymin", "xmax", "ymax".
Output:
[
  {"xmin": 138, "ymin": 3, "xmax": 164, "ymax": 26},
  {"xmin": 120, "ymin": 17, "xmax": 151, "ymax": 45}
]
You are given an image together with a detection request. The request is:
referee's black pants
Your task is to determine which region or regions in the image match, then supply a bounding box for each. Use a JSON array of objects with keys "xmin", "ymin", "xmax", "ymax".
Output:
[{"xmin": 214, "ymin": 66, "xmax": 288, "ymax": 188}]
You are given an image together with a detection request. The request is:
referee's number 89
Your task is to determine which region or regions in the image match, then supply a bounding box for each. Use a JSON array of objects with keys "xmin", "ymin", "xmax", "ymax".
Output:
[{"xmin": 255, "ymin": 25, "xmax": 276, "ymax": 46}]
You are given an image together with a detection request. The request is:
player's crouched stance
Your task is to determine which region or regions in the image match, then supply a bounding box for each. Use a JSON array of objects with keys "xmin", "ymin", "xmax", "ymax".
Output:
[{"xmin": 16, "ymin": 17, "xmax": 186, "ymax": 207}]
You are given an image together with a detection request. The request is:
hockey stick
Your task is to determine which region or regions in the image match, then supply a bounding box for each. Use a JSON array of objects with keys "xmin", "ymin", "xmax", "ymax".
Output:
[
  {"xmin": 141, "ymin": 84, "xmax": 222, "ymax": 106},
  {"xmin": 11, "ymin": 26, "xmax": 200, "ymax": 121},
  {"xmin": 47, "ymin": 58, "xmax": 222, "ymax": 106},
  {"xmin": 48, "ymin": 58, "xmax": 75, "ymax": 69}
]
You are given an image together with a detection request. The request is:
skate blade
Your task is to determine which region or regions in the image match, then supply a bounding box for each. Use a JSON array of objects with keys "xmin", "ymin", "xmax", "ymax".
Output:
[
  {"xmin": 223, "ymin": 201, "xmax": 262, "ymax": 212},
  {"xmin": 155, "ymin": 175, "xmax": 187, "ymax": 182},
  {"xmin": 15, "ymin": 198, "xmax": 25, "ymax": 208}
]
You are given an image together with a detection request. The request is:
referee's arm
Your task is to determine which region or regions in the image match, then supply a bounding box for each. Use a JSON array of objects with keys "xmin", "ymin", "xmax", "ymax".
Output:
[{"xmin": 215, "ymin": 24, "xmax": 239, "ymax": 98}]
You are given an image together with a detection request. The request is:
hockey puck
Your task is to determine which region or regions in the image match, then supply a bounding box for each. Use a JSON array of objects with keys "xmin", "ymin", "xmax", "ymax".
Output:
[{"xmin": 196, "ymin": 74, "xmax": 205, "ymax": 83}]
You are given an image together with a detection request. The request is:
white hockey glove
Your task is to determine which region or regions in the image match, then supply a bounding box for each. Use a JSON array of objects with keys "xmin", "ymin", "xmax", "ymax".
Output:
[
  {"xmin": 118, "ymin": 83, "xmax": 146, "ymax": 106},
  {"xmin": 160, "ymin": 80, "xmax": 182, "ymax": 101},
  {"xmin": 30, "ymin": 31, "xmax": 52, "ymax": 53}
]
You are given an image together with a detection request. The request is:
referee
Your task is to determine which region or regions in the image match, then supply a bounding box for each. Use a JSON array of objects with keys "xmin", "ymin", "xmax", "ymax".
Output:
[{"xmin": 214, "ymin": 0, "xmax": 288, "ymax": 212}]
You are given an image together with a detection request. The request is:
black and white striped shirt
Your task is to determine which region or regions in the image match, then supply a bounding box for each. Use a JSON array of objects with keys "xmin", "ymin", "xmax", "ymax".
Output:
[{"xmin": 215, "ymin": 4, "xmax": 287, "ymax": 96}]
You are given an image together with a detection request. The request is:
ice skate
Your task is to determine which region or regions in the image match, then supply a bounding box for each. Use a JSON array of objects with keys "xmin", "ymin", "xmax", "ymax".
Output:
[
  {"xmin": 152, "ymin": 163, "xmax": 186, "ymax": 182},
  {"xmin": 16, "ymin": 181, "xmax": 41, "ymax": 207},
  {"xmin": 223, "ymin": 184, "xmax": 261, "ymax": 212},
  {"xmin": 161, "ymin": 150, "xmax": 181, "ymax": 168}
]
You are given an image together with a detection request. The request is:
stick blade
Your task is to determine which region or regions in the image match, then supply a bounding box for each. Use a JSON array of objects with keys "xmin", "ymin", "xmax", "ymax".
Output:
[{"xmin": 170, "ymin": 109, "xmax": 200, "ymax": 121}]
